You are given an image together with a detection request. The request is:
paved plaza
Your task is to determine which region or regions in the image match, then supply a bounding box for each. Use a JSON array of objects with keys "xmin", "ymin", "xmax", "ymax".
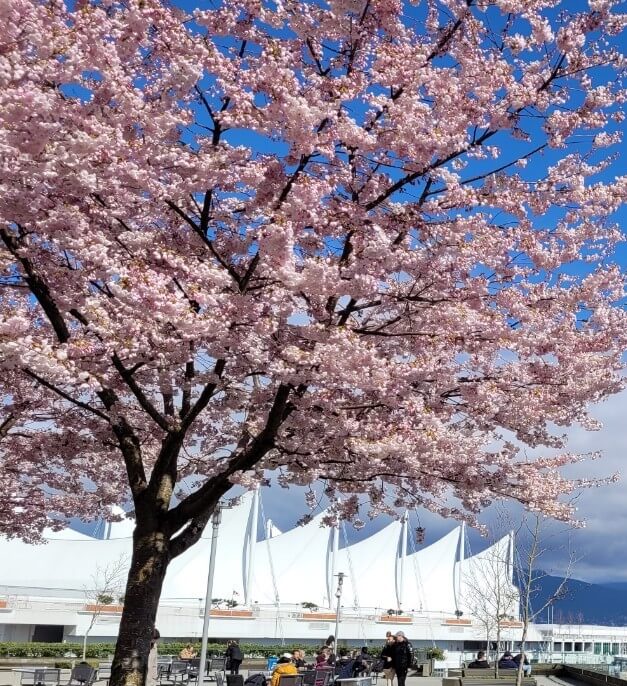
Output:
[{"xmin": 0, "ymin": 671, "xmax": 592, "ymax": 686}]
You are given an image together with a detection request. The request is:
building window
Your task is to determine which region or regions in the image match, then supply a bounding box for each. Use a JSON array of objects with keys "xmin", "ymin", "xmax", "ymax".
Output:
[
  {"xmin": 585, "ymin": 643, "xmax": 593, "ymax": 653},
  {"xmin": 613, "ymin": 644, "xmax": 620, "ymax": 655},
  {"xmin": 564, "ymin": 642, "xmax": 573, "ymax": 653},
  {"xmin": 553, "ymin": 643, "xmax": 562, "ymax": 652},
  {"xmin": 594, "ymin": 643, "xmax": 602, "ymax": 655},
  {"xmin": 574, "ymin": 643, "xmax": 583, "ymax": 652},
  {"xmin": 603, "ymin": 643, "xmax": 612, "ymax": 655}
]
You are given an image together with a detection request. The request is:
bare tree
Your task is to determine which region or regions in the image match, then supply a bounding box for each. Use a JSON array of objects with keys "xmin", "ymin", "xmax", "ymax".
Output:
[
  {"xmin": 513, "ymin": 514, "xmax": 577, "ymax": 686},
  {"xmin": 463, "ymin": 536, "xmax": 519, "ymax": 675},
  {"xmin": 82, "ymin": 557, "xmax": 128, "ymax": 660}
]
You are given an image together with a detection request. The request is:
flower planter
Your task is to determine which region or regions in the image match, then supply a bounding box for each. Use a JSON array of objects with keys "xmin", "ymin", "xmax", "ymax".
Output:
[
  {"xmin": 84, "ymin": 604, "xmax": 124, "ymax": 613},
  {"xmin": 209, "ymin": 609, "xmax": 254, "ymax": 618},
  {"xmin": 442, "ymin": 618, "xmax": 472, "ymax": 625}
]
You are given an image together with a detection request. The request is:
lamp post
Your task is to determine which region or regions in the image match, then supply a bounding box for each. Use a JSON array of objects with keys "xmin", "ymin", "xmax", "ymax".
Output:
[
  {"xmin": 198, "ymin": 505, "xmax": 225, "ymax": 683},
  {"xmin": 334, "ymin": 572, "xmax": 345, "ymax": 653}
]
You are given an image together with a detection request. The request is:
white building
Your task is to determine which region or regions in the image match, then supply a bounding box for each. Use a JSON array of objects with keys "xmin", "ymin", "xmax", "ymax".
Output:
[{"xmin": 0, "ymin": 492, "xmax": 624, "ymax": 667}]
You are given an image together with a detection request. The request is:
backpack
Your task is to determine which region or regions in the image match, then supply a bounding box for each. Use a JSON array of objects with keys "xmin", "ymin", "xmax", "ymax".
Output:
[{"xmin": 245, "ymin": 674, "xmax": 267, "ymax": 686}]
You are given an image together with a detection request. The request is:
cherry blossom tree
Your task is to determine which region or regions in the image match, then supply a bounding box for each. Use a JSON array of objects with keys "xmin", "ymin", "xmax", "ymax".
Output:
[{"xmin": 0, "ymin": 0, "xmax": 625, "ymax": 684}]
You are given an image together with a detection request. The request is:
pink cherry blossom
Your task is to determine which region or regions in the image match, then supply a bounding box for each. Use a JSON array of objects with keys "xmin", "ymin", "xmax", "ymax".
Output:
[{"xmin": 0, "ymin": 0, "xmax": 625, "ymax": 684}]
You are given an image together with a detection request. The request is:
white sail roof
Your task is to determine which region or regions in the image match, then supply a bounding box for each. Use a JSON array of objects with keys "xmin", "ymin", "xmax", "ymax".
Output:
[
  {"xmin": 0, "ymin": 534, "xmax": 131, "ymax": 592},
  {"xmin": 161, "ymin": 491, "xmax": 255, "ymax": 600},
  {"xmin": 335, "ymin": 519, "xmax": 403, "ymax": 611},
  {"xmin": 250, "ymin": 509, "xmax": 334, "ymax": 607},
  {"xmin": 458, "ymin": 534, "xmax": 518, "ymax": 615},
  {"xmin": 401, "ymin": 526, "xmax": 461, "ymax": 614},
  {"xmin": 0, "ymin": 492, "xmax": 517, "ymax": 622}
]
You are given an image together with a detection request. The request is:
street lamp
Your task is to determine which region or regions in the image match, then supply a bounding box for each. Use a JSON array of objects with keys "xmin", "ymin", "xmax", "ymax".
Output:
[
  {"xmin": 198, "ymin": 501, "xmax": 235, "ymax": 683},
  {"xmin": 334, "ymin": 572, "xmax": 345, "ymax": 653}
]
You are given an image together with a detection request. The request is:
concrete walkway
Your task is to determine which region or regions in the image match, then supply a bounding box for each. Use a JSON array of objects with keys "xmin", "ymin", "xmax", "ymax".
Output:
[{"xmin": 0, "ymin": 670, "xmax": 594, "ymax": 686}]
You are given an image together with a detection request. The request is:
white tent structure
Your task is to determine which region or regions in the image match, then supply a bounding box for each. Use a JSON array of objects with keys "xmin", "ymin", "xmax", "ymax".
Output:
[
  {"xmin": 0, "ymin": 491, "xmax": 529, "ymax": 649},
  {"xmin": 402, "ymin": 526, "xmax": 462, "ymax": 614},
  {"xmin": 335, "ymin": 519, "xmax": 404, "ymax": 612}
]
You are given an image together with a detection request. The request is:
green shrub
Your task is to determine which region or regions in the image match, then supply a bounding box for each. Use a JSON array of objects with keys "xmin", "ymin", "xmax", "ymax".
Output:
[
  {"xmin": 0, "ymin": 641, "xmax": 329, "ymax": 660},
  {"xmin": 426, "ymin": 647, "xmax": 445, "ymax": 661}
]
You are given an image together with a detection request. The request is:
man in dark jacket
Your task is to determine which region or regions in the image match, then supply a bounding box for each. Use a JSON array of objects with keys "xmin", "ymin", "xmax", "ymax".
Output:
[
  {"xmin": 226, "ymin": 640, "xmax": 244, "ymax": 674},
  {"xmin": 467, "ymin": 651, "xmax": 490, "ymax": 669},
  {"xmin": 498, "ymin": 652, "xmax": 518, "ymax": 670},
  {"xmin": 391, "ymin": 632, "xmax": 413, "ymax": 686}
]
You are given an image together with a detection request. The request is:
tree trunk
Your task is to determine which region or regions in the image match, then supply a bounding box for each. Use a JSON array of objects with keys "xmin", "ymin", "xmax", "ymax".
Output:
[{"xmin": 110, "ymin": 528, "xmax": 170, "ymax": 686}]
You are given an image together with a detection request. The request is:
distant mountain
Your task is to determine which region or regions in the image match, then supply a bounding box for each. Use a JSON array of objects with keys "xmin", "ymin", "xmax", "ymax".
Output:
[
  {"xmin": 516, "ymin": 572, "xmax": 627, "ymax": 626},
  {"xmin": 600, "ymin": 582, "xmax": 627, "ymax": 592}
]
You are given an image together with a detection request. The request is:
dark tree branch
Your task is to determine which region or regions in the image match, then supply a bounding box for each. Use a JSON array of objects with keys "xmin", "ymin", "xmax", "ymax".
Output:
[
  {"xmin": 22, "ymin": 368, "xmax": 110, "ymax": 421},
  {"xmin": 169, "ymin": 511, "xmax": 213, "ymax": 558},
  {"xmin": 165, "ymin": 199, "xmax": 243, "ymax": 286},
  {"xmin": 166, "ymin": 382, "xmax": 294, "ymax": 532},
  {"xmin": 0, "ymin": 227, "xmax": 70, "ymax": 343},
  {"xmin": 112, "ymin": 353, "xmax": 170, "ymax": 432},
  {"xmin": 180, "ymin": 357, "xmax": 195, "ymax": 418},
  {"xmin": 180, "ymin": 358, "xmax": 226, "ymax": 431}
]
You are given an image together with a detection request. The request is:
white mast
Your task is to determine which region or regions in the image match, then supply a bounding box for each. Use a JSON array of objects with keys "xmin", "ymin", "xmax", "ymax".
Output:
[
  {"xmin": 508, "ymin": 529, "xmax": 515, "ymax": 583},
  {"xmin": 396, "ymin": 511, "xmax": 408, "ymax": 610},
  {"xmin": 327, "ymin": 523, "xmax": 339, "ymax": 609},
  {"xmin": 453, "ymin": 522, "xmax": 466, "ymax": 615},
  {"xmin": 244, "ymin": 488, "xmax": 259, "ymax": 606}
]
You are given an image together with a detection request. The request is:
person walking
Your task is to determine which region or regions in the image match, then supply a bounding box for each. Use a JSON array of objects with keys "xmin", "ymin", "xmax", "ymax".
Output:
[
  {"xmin": 391, "ymin": 632, "xmax": 412, "ymax": 686},
  {"xmin": 226, "ymin": 639, "xmax": 243, "ymax": 675},
  {"xmin": 381, "ymin": 633, "xmax": 396, "ymax": 686}
]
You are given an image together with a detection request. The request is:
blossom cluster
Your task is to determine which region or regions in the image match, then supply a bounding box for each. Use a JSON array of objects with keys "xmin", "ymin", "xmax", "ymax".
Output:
[{"xmin": 0, "ymin": 0, "xmax": 625, "ymax": 541}]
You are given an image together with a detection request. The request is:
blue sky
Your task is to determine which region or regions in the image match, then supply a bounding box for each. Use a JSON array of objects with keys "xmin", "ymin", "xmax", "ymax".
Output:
[
  {"xmin": 66, "ymin": 0, "xmax": 625, "ymax": 584},
  {"xmin": 164, "ymin": 0, "xmax": 626, "ymax": 581}
]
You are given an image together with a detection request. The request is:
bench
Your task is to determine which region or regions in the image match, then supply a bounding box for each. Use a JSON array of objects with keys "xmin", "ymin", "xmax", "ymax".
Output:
[
  {"xmin": 447, "ymin": 667, "xmax": 537, "ymax": 686},
  {"xmin": 459, "ymin": 671, "xmax": 536, "ymax": 686},
  {"xmin": 461, "ymin": 680, "xmax": 536, "ymax": 685}
]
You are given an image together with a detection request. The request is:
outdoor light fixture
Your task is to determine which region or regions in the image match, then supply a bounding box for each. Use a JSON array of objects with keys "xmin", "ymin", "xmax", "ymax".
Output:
[{"xmin": 334, "ymin": 572, "xmax": 345, "ymax": 650}]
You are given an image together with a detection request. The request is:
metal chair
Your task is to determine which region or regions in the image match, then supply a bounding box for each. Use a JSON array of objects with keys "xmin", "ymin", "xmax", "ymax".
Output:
[
  {"xmin": 97, "ymin": 663, "xmax": 112, "ymax": 682},
  {"xmin": 214, "ymin": 673, "xmax": 224, "ymax": 686},
  {"xmin": 32, "ymin": 670, "xmax": 61, "ymax": 686},
  {"xmin": 313, "ymin": 670, "xmax": 333, "ymax": 686},
  {"xmin": 277, "ymin": 677, "xmax": 304, "ymax": 686},
  {"xmin": 165, "ymin": 662, "xmax": 189, "ymax": 685},
  {"xmin": 210, "ymin": 659, "xmax": 227, "ymax": 673},
  {"xmin": 68, "ymin": 664, "xmax": 97, "ymax": 686},
  {"xmin": 186, "ymin": 660, "xmax": 200, "ymax": 684},
  {"xmin": 208, "ymin": 660, "xmax": 226, "ymax": 683}
]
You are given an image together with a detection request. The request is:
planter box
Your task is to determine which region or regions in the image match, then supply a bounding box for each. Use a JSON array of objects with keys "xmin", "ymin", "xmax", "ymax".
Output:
[
  {"xmin": 500, "ymin": 620, "xmax": 523, "ymax": 628},
  {"xmin": 378, "ymin": 615, "xmax": 412, "ymax": 623},
  {"xmin": 209, "ymin": 609, "xmax": 254, "ymax": 618},
  {"xmin": 84, "ymin": 604, "xmax": 124, "ymax": 613},
  {"xmin": 0, "ymin": 600, "xmax": 7, "ymax": 609},
  {"xmin": 300, "ymin": 613, "xmax": 337, "ymax": 621},
  {"xmin": 442, "ymin": 618, "xmax": 472, "ymax": 625}
]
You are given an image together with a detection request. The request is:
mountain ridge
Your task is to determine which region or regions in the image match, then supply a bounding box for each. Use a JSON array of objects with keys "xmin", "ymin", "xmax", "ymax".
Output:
[{"xmin": 521, "ymin": 573, "xmax": 627, "ymax": 626}]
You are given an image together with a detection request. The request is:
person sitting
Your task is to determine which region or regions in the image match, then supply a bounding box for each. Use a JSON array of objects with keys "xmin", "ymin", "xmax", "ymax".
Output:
[
  {"xmin": 498, "ymin": 652, "xmax": 518, "ymax": 670},
  {"xmin": 513, "ymin": 653, "xmax": 531, "ymax": 675},
  {"xmin": 271, "ymin": 654, "xmax": 298, "ymax": 686},
  {"xmin": 179, "ymin": 644, "xmax": 197, "ymax": 660},
  {"xmin": 467, "ymin": 651, "xmax": 490, "ymax": 669},
  {"xmin": 293, "ymin": 650, "xmax": 306, "ymax": 669},
  {"xmin": 313, "ymin": 650, "xmax": 330, "ymax": 669},
  {"xmin": 352, "ymin": 647, "xmax": 370, "ymax": 676}
]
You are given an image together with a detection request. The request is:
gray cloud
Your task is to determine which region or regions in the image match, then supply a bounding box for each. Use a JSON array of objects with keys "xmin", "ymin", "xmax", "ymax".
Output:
[{"xmin": 260, "ymin": 389, "xmax": 627, "ymax": 584}]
